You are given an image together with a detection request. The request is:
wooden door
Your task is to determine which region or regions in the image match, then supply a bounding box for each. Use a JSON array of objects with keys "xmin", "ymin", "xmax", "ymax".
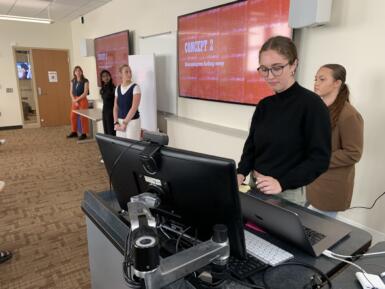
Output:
[{"xmin": 32, "ymin": 49, "xmax": 71, "ymax": 127}]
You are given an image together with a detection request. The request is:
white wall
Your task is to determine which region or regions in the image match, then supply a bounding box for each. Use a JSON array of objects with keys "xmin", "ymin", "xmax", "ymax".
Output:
[
  {"xmin": 71, "ymin": 0, "xmax": 385, "ymax": 237},
  {"xmin": 0, "ymin": 22, "xmax": 73, "ymax": 127}
]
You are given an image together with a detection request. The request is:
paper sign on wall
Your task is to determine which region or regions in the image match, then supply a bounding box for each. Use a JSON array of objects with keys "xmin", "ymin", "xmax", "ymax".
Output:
[{"xmin": 48, "ymin": 71, "xmax": 58, "ymax": 82}]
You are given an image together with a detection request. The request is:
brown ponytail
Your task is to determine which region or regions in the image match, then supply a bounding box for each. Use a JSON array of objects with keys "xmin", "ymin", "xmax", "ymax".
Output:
[{"xmin": 322, "ymin": 64, "xmax": 350, "ymax": 128}]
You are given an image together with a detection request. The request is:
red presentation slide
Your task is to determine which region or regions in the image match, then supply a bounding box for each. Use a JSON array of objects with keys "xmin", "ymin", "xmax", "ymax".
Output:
[
  {"xmin": 94, "ymin": 31, "xmax": 129, "ymax": 87},
  {"xmin": 178, "ymin": 0, "xmax": 291, "ymax": 105}
]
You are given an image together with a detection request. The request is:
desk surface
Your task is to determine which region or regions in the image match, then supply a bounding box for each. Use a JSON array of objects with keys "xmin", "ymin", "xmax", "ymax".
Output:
[
  {"xmin": 82, "ymin": 190, "xmax": 372, "ymax": 289},
  {"xmin": 244, "ymin": 191, "xmax": 372, "ymax": 288},
  {"xmin": 73, "ymin": 108, "xmax": 102, "ymax": 121},
  {"xmin": 322, "ymin": 241, "xmax": 385, "ymax": 289}
]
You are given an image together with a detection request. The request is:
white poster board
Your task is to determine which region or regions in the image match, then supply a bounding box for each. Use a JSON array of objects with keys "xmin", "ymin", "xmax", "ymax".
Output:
[
  {"xmin": 138, "ymin": 32, "xmax": 177, "ymax": 114},
  {"xmin": 128, "ymin": 54, "xmax": 157, "ymax": 132}
]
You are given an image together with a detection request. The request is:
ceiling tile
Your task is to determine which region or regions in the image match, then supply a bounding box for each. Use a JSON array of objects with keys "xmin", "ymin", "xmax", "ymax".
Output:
[{"xmin": 0, "ymin": 0, "xmax": 112, "ymax": 22}]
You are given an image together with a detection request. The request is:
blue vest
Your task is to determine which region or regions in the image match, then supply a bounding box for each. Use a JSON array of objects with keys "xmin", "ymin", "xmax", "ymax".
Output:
[
  {"xmin": 117, "ymin": 84, "xmax": 140, "ymax": 119},
  {"xmin": 72, "ymin": 79, "xmax": 88, "ymax": 96}
]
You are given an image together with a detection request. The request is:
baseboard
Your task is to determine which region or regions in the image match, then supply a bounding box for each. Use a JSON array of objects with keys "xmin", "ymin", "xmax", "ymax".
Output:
[
  {"xmin": 0, "ymin": 125, "xmax": 22, "ymax": 131},
  {"xmin": 337, "ymin": 215, "xmax": 385, "ymax": 245}
]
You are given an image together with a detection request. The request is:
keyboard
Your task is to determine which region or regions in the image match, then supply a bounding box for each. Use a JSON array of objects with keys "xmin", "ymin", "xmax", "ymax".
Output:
[
  {"xmin": 228, "ymin": 253, "xmax": 267, "ymax": 280},
  {"xmin": 303, "ymin": 226, "xmax": 326, "ymax": 245},
  {"xmin": 244, "ymin": 230, "xmax": 294, "ymax": 266}
]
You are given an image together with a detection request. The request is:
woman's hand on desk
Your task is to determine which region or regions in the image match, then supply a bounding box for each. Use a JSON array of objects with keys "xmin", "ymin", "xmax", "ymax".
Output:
[
  {"xmin": 255, "ymin": 174, "xmax": 282, "ymax": 195},
  {"xmin": 237, "ymin": 174, "xmax": 245, "ymax": 186}
]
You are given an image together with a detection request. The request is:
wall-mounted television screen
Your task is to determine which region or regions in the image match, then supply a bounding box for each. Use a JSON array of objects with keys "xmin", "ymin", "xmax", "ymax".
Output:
[
  {"xmin": 94, "ymin": 30, "xmax": 130, "ymax": 87},
  {"xmin": 16, "ymin": 62, "xmax": 32, "ymax": 80},
  {"xmin": 178, "ymin": 0, "xmax": 291, "ymax": 105}
]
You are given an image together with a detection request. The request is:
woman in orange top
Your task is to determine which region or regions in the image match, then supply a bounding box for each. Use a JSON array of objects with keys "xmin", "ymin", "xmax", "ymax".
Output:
[{"xmin": 67, "ymin": 66, "xmax": 89, "ymax": 140}]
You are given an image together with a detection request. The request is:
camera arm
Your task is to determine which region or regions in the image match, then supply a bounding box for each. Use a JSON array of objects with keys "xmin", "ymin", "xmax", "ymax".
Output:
[
  {"xmin": 143, "ymin": 236, "xmax": 229, "ymax": 289},
  {"xmin": 123, "ymin": 201, "xmax": 230, "ymax": 289}
]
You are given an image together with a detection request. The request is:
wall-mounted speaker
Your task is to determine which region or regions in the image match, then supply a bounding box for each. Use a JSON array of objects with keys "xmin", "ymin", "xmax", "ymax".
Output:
[
  {"xmin": 289, "ymin": 0, "xmax": 333, "ymax": 28},
  {"xmin": 80, "ymin": 39, "xmax": 94, "ymax": 57}
]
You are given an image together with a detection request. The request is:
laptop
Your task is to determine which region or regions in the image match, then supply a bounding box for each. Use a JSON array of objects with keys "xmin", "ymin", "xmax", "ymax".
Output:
[{"xmin": 239, "ymin": 191, "xmax": 351, "ymax": 257}]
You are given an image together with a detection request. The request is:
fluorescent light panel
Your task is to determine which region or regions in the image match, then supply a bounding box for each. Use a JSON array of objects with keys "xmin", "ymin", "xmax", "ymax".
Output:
[{"xmin": 0, "ymin": 14, "xmax": 53, "ymax": 24}]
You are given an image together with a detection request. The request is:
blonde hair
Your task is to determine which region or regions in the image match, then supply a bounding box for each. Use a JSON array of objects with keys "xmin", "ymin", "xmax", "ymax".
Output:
[{"xmin": 119, "ymin": 64, "xmax": 130, "ymax": 73}]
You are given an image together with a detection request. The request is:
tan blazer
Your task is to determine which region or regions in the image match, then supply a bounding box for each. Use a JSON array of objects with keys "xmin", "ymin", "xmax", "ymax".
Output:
[{"xmin": 306, "ymin": 102, "xmax": 363, "ymax": 211}]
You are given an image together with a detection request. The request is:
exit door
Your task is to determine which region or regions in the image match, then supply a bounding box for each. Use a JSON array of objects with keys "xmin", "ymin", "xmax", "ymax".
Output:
[{"xmin": 32, "ymin": 49, "xmax": 71, "ymax": 127}]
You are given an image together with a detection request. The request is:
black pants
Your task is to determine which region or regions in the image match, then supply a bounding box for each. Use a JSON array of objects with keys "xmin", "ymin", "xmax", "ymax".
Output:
[{"xmin": 102, "ymin": 108, "xmax": 115, "ymax": 136}]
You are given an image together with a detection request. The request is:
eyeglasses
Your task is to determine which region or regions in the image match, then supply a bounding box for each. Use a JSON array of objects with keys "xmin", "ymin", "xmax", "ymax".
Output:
[{"xmin": 257, "ymin": 63, "xmax": 290, "ymax": 77}]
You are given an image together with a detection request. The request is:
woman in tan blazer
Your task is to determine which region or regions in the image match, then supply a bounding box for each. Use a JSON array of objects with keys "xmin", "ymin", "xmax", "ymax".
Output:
[{"xmin": 306, "ymin": 64, "xmax": 363, "ymax": 214}]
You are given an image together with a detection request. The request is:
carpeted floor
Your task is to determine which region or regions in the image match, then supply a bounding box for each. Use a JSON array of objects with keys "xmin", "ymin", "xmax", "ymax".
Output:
[{"xmin": 0, "ymin": 126, "xmax": 109, "ymax": 289}]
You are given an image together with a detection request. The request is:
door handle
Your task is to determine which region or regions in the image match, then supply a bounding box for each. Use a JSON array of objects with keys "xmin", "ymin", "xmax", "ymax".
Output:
[{"xmin": 37, "ymin": 87, "xmax": 42, "ymax": 96}]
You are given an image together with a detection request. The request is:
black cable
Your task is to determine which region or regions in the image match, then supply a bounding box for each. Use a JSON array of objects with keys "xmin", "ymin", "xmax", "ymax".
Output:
[
  {"xmin": 262, "ymin": 262, "xmax": 332, "ymax": 289},
  {"xmin": 187, "ymin": 273, "xmax": 227, "ymax": 289},
  {"xmin": 122, "ymin": 226, "xmax": 142, "ymax": 289},
  {"xmin": 108, "ymin": 145, "xmax": 132, "ymax": 193},
  {"xmin": 194, "ymin": 228, "xmax": 199, "ymax": 246},
  {"xmin": 189, "ymin": 269, "xmax": 264, "ymax": 289},
  {"xmin": 348, "ymin": 191, "xmax": 385, "ymax": 210},
  {"xmin": 175, "ymin": 226, "xmax": 191, "ymax": 253}
]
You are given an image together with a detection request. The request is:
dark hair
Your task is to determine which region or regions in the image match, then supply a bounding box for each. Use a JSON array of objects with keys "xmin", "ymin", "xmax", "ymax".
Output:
[
  {"xmin": 72, "ymin": 65, "xmax": 86, "ymax": 82},
  {"xmin": 321, "ymin": 64, "xmax": 350, "ymax": 128},
  {"xmin": 100, "ymin": 70, "xmax": 115, "ymax": 95},
  {"xmin": 100, "ymin": 69, "xmax": 114, "ymax": 86},
  {"xmin": 259, "ymin": 36, "xmax": 298, "ymax": 65}
]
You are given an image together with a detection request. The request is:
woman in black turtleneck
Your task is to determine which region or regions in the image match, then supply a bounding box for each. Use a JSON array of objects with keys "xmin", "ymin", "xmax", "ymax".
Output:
[
  {"xmin": 100, "ymin": 70, "xmax": 116, "ymax": 136},
  {"xmin": 237, "ymin": 36, "xmax": 331, "ymax": 205}
]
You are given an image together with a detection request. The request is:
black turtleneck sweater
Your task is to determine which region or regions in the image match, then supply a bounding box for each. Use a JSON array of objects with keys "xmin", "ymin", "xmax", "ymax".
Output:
[{"xmin": 237, "ymin": 82, "xmax": 331, "ymax": 191}]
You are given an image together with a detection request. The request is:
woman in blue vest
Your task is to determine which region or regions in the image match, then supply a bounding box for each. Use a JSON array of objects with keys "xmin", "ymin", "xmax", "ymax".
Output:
[
  {"xmin": 67, "ymin": 66, "xmax": 89, "ymax": 140},
  {"xmin": 113, "ymin": 64, "xmax": 141, "ymax": 140}
]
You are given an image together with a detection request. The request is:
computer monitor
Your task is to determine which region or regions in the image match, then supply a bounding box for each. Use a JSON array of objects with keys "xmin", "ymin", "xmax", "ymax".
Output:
[{"xmin": 96, "ymin": 133, "xmax": 246, "ymax": 258}]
